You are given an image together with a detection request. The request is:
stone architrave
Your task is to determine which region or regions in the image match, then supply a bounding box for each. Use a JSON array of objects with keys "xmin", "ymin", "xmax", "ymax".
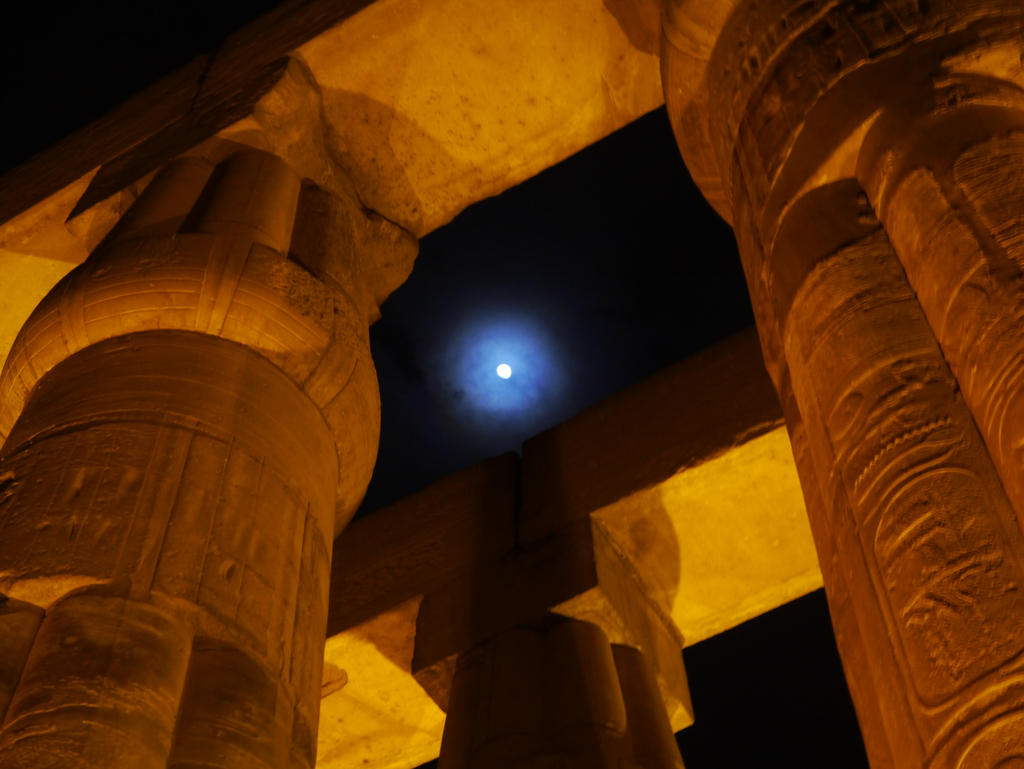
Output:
[{"xmin": 0, "ymin": 150, "xmax": 380, "ymax": 768}]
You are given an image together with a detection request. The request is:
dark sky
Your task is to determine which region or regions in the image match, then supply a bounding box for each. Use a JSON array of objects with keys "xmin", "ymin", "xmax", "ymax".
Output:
[
  {"xmin": 2, "ymin": 3, "xmax": 868, "ymax": 767},
  {"xmin": 359, "ymin": 109, "xmax": 749, "ymax": 513},
  {"xmin": 0, "ymin": 0, "xmax": 281, "ymax": 176}
]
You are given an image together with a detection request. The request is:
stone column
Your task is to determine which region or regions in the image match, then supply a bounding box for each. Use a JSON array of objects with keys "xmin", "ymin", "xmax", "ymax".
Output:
[
  {"xmin": 859, "ymin": 73, "xmax": 1024, "ymax": 526},
  {"xmin": 0, "ymin": 150, "xmax": 380, "ymax": 768},
  {"xmin": 775, "ymin": 179, "xmax": 1024, "ymax": 766},
  {"xmin": 777, "ymin": 378, "xmax": 896, "ymax": 769},
  {"xmin": 438, "ymin": 615, "xmax": 683, "ymax": 769},
  {"xmin": 661, "ymin": 1, "xmax": 1024, "ymax": 767}
]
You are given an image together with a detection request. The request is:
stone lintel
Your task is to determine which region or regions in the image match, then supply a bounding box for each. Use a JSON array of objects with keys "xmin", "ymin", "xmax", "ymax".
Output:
[
  {"xmin": 327, "ymin": 453, "xmax": 519, "ymax": 637},
  {"xmin": 0, "ymin": 0, "xmax": 663, "ymax": 315}
]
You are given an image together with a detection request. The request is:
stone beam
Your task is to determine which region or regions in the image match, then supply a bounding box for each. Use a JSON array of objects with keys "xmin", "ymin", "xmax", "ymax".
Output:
[
  {"xmin": 0, "ymin": 0, "xmax": 376, "ymax": 231},
  {"xmin": 0, "ymin": 0, "xmax": 663, "ymax": 309},
  {"xmin": 316, "ymin": 328, "xmax": 821, "ymax": 769}
]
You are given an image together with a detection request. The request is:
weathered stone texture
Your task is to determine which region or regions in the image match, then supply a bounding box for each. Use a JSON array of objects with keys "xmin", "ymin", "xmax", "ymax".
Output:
[
  {"xmin": 0, "ymin": 149, "xmax": 379, "ymax": 768},
  {"xmin": 773, "ymin": 180, "xmax": 1024, "ymax": 765},
  {"xmin": 0, "ymin": 336, "xmax": 336, "ymax": 768},
  {"xmin": 0, "ymin": 0, "xmax": 661, "ymax": 312},
  {"xmin": 780, "ymin": 394, "xmax": 896, "ymax": 769},
  {"xmin": 2, "ymin": 591, "xmax": 193, "ymax": 769},
  {"xmin": 662, "ymin": 2, "xmax": 1024, "ymax": 766},
  {"xmin": 859, "ymin": 76, "xmax": 1024, "ymax": 530},
  {"xmin": 295, "ymin": 0, "xmax": 663, "ymax": 237},
  {"xmin": 0, "ymin": 151, "xmax": 379, "ymax": 526},
  {"xmin": 0, "ymin": 596, "xmax": 43, "ymax": 725}
]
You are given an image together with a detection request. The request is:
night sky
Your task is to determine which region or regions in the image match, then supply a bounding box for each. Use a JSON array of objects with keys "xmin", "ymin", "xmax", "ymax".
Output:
[
  {"xmin": 3, "ymin": 3, "xmax": 868, "ymax": 767},
  {"xmin": 359, "ymin": 109, "xmax": 749, "ymax": 513}
]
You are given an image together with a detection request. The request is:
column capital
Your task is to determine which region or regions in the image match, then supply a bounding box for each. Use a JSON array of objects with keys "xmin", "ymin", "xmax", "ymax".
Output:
[{"xmin": 0, "ymin": 149, "xmax": 389, "ymax": 529}]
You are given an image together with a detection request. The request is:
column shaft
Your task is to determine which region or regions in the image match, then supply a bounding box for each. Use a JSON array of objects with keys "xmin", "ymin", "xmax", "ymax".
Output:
[
  {"xmin": 662, "ymin": 3, "xmax": 1024, "ymax": 766},
  {"xmin": 0, "ymin": 149, "xmax": 379, "ymax": 768},
  {"xmin": 859, "ymin": 77, "xmax": 1024, "ymax": 526},
  {"xmin": 779, "ymin": 381, "xmax": 896, "ymax": 769},
  {"xmin": 439, "ymin": 615, "xmax": 684, "ymax": 769},
  {"xmin": 772, "ymin": 179, "xmax": 1024, "ymax": 767}
]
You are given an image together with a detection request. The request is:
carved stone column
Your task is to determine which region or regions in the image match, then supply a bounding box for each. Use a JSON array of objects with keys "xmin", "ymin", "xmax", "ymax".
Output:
[
  {"xmin": 438, "ymin": 615, "xmax": 683, "ymax": 769},
  {"xmin": 0, "ymin": 150, "xmax": 381, "ymax": 768},
  {"xmin": 776, "ymin": 179, "xmax": 1024, "ymax": 766},
  {"xmin": 661, "ymin": 1, "xmax": 1024, "ymax": 767},
  {"xmin": 777, "ymin": 378, "xmax": 896, "ymax": 769},
  {"xmin": 859, "ymin": 73, "xmax": 1024, "ymax": 526}
]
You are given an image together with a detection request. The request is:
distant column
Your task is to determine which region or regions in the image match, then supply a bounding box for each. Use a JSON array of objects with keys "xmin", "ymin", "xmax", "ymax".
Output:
[
  {"xmin": 438, "ymin": 615, "xmax": 684, "ymax": 769},
  {"xmin": 0, "ymin": 150, "xmax": 380, "ymax": 768},
  {"xmin": 662, "ymin": 1, "xmax": 1024, "ymax": 767}
]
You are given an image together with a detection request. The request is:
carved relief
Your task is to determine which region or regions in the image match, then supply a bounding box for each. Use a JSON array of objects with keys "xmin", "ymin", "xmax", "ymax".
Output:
[
  {"xmin": 0, "ymin": 150, "xmax": 376, "ymax": 768},
  {"xmin": 780, "ymin": 382, "xmax": 898, "ymax": 769},
  {"xmin": 859, "ymin": 79, "xmax": 1024, "ymax": 534},
  {"xmin": 663, "ymin": 0, "xmax": 1024, "ymax": 765},
  {"xmin": 0, "ymin": 150, "xmax": 380, "ymax": 529},
  {"xmin": 774, "ymin": 180, "xmax": 1024, "ymax": 765},
  {"xmin": 956, "ymin": 134, "xmax": 1024, "ymax": 266},
  {"xmin": 875, "ymin": 467, "xmax": 1024, "ymax": 697},
  {"xmin": 788, "ymin": 237, "xmax": 1024, "ymax": 706}
]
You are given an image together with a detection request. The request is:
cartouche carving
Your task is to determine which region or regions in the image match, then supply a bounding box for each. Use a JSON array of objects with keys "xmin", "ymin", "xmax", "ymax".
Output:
[
  {"xmin": 861, "ymin": 84, "xmax": 1024, "ymax": 532},
  {"xmin": 775, "ymin": 180, "xmax": 1024, "ymax": 767}
]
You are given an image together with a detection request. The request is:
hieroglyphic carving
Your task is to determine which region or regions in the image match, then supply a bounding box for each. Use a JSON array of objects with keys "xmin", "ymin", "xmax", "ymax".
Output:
[
  {"xmin": 859, "ymin": 79, "xmax": 1024, "ymax": 534},
  {"xmin": 664, "ymin": 1, "xmax": 1024, "ymax": 765},
  {"xmin": 778, "ymin": 377, "xmax": 897, "ymax": 769},
  {"xmin": 0, "ymin": 151, "xmax": 379, "ymax": 525},
  {"xmin": 789, "ymin": 241, "xmax": 1024, "ymax": 703},
  {"xmin": 0, "ymin": 150, "xmax": 378, "ymax": 768},
  {"xmin": 0, "ymin": 331, "xmax": 337, "ymax": 768},
  {"xmin": 957, "ymin": 134, "xmax": 1024, "ymax": 264},
  {"xmin": 686, "ymin": 0, "xmax": 1024, "ymax": 248},
  {"xmin": 774, "ymin": 180, "xmax": 1024, "ymax": 766}
]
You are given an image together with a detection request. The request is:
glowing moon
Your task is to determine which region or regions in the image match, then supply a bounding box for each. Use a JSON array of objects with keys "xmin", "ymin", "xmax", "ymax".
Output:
[{"xmin": 496, "ymin": 363, "xmax": 512, "ymax": 379}]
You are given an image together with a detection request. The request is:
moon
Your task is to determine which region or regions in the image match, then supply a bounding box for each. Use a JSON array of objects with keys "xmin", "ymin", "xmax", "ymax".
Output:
[{"xmin": 496, "ymin": 363, "xmax": 512, "ymax": 379}]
